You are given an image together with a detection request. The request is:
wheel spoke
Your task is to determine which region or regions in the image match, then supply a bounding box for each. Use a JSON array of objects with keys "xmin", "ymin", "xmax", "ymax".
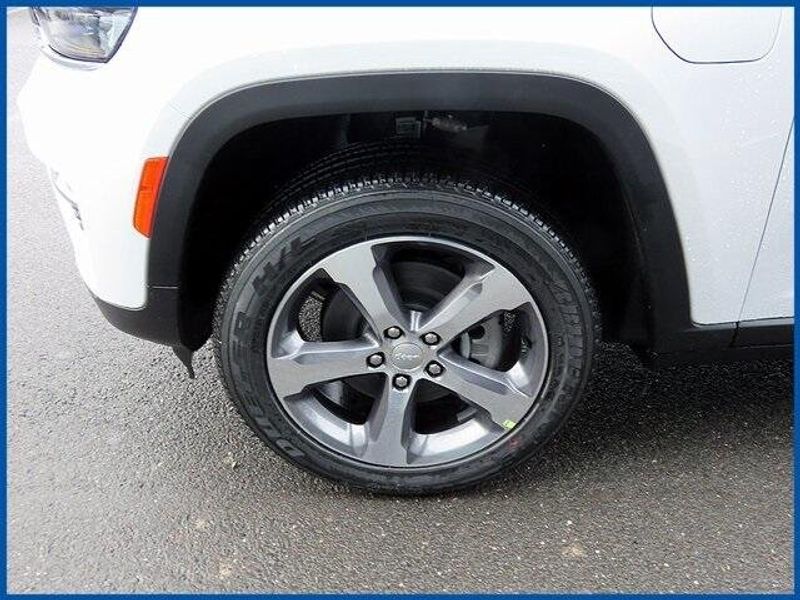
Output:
[
  {"xmin": 419, "ymin": 263, "xmax": 530, "ymax": 344},
  {"xmin": 318, "ymin": 242, "xmax": 408, "ymax": 335},
  {"xmin": 269, "ymin": 332, "xmax": 379, "ymax": 397},
  {"xmin": 359, "ymin": 378, "xmax": 414, "ymax": 466},
  {"xmin": 436, "ymin": 349, "xmax": 535, "ymax": 428}
]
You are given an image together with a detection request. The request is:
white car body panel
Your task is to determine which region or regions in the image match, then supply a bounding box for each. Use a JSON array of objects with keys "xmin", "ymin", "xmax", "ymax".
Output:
[
  {"xmin": 741, "ymin": 126, "xmax": 795, "ymax": 321},
  {"xmin": 652, "ymin": 7, "xmax": 782, "ymax": 63},
  {"xmin": 18, "ymin": 7, "xmax": 795, "ymax": 326}
]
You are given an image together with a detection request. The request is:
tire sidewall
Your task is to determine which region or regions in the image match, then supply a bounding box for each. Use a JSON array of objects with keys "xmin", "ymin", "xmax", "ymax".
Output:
[{"xmin": 217, "ymin": 182, "xmax": 595, "ymax": 493}]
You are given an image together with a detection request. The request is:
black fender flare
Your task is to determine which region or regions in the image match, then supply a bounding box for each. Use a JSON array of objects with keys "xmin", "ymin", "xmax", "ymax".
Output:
[{"xmin": 145, "ymin": 71, "xmax": 701, "ymax": 352}]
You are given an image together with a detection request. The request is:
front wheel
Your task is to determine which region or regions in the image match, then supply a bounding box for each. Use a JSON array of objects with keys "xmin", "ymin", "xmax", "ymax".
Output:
[{"xmin": 214, "ymin": 169, "xmax": 599, "ymax": 494}]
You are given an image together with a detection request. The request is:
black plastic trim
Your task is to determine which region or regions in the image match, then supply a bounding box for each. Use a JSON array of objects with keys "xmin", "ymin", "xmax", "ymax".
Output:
[
  {"xmin": 149, "ymin": 71, "xmax": 699, "ymax": 352},
  {"xmin": 734, "ymin": 317, "xmax": 794, "ymax": 347},
  {"xmin": 94, "ymin": 287, "xmax": 183, "ymax": 347},
  {"xmin": 644, "ymin": 317, "xmax": 793, "ymax": 366}
]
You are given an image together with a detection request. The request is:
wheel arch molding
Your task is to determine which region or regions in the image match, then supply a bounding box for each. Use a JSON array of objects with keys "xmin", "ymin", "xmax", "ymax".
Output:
[{"xmin": 148, "ymin": 70, "xmax": 692, "ymax": 353}]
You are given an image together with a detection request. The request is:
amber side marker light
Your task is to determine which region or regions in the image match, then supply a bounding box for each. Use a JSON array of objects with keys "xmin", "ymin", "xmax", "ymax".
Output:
[{"xmin": 133, "ymin": 157, "xmax": 168, "ymax": 237}]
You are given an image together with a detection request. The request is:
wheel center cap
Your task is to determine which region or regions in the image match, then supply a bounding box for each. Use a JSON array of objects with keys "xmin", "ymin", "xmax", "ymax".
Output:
[{"xmin": 390, "ymin": 342, "xmax": 424, "ymax": 370}]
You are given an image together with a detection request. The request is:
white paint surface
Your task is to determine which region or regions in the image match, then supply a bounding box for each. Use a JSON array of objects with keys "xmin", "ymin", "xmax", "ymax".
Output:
[
  {"xmin": 17, "ymin": 7, "xmax": 795, "ymax": 324},
  {"xmin": 741, "ymin": 126, "xmax": 795, "ymax": 321},
  {"xmin": 652, "ymin": 7, "xmax": 782, "ymax": 63}
]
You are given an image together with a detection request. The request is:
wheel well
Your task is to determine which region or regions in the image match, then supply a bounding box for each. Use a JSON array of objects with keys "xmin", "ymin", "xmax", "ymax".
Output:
[{"xmin": 182, "ymin": 110, "xmax": 650, "ymax": 349}]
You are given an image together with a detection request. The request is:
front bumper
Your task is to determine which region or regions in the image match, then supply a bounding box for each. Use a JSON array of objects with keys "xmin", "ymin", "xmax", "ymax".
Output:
[{"xmin": 17, "ymin": 54, "xmax": 186, "ymax": 310}]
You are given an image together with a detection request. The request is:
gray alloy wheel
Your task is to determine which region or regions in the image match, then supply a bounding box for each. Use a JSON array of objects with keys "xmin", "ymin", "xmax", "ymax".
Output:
[{"xmin": 266, "ymin": 236, "xmax": 549, "ymax": 468}]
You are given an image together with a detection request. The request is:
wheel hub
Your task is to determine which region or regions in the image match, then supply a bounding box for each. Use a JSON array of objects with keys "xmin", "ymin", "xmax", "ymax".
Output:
[{"xmin": 389, "ymin": 342, "xmax": 424, "ymax": 371}]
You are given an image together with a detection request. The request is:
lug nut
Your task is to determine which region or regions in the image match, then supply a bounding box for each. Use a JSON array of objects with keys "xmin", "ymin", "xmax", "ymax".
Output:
[
  {"xmin": 367, "ymin": 353, "xmax": 385, "ymax": 368},
  {"xmin": 422, "ymin": 332, "xmax": 440, "ymax": 345},
  {"xmin": 393, "ymin": 374, "xmax": 411, "ymax": 390},
  {"xmin": 426, "ymin": 362, "xmax": 444, "ymax": 377},
  {"xmin": 385, "ymin": 326, "xmax": 403, "ymax": 339}
]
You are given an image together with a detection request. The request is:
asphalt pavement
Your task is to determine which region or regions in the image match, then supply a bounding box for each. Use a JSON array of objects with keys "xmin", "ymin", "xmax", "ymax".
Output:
[{"xmin": 6, "ymin": 11, "xmax": 794, "ymax": 593}]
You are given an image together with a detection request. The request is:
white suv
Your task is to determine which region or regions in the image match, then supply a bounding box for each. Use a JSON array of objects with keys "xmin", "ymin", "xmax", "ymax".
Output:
[{"xmin": 19, "ymin": 7, "xmax": 794, "ymax": 493}]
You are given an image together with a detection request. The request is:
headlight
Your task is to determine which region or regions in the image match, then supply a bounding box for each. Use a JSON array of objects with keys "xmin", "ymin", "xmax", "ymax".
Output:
[{"xmin": 29, "ymin": 7, "xmax": 136, "ymax": 63}]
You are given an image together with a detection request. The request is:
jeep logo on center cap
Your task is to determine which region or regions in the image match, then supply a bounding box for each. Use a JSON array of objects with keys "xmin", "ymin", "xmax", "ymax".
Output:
[{"xmin": 390, "ymin": 343, "xmax": 423, "ymax": 370}]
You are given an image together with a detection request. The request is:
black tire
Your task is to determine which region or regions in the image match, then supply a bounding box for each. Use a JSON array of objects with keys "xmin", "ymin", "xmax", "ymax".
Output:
[{"xmin": 214, "ymin": 156, "xmax": 599, "ymax": 494}]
